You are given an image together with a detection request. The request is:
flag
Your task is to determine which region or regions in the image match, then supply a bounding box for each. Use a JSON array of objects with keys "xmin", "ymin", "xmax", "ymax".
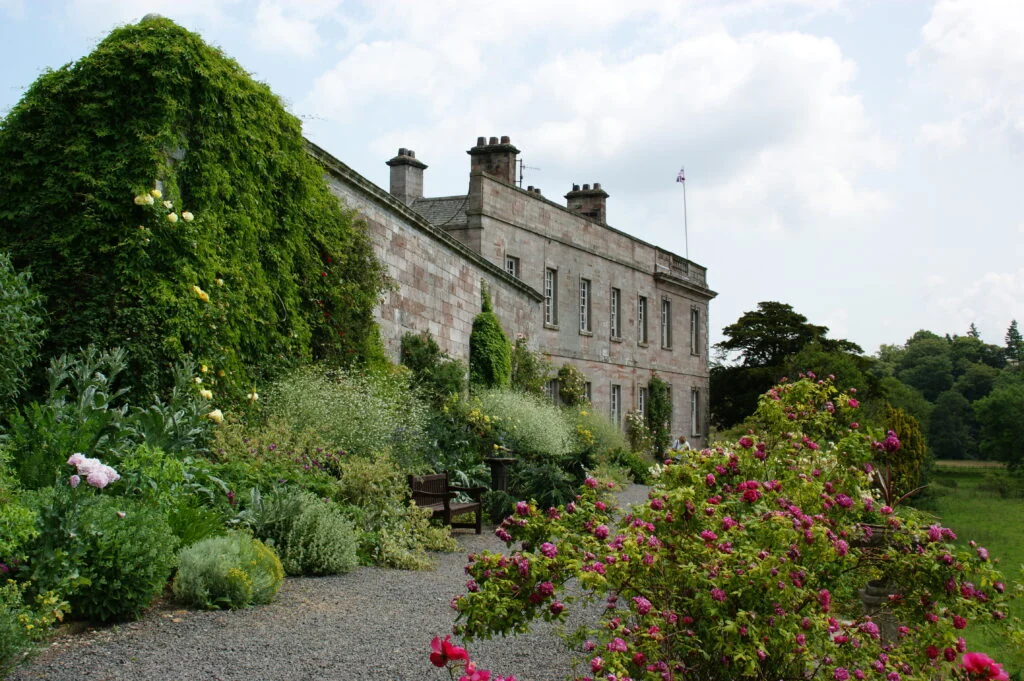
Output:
[{"xmin": 676, "ymin": 167, "xmax": 685, "ymax": 183}]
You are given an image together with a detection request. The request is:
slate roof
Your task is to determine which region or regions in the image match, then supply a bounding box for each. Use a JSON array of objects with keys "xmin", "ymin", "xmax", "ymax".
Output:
[{"xmin": 412, "ymin": 195, "xmax": 469, "ymax": 228}]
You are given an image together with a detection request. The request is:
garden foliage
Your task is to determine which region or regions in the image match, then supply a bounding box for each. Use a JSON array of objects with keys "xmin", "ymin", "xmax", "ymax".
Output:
[
  {"xmin": 557, "ymin": 363, "xmax": 587, "ymax": 407},
  {"xmin": 400, "ymin": 331, "xmax": 466, "ymax": 403},
  {"xmin": 173, "ymin": 531, "xmax": 284, "ymax": 610},
  {"xmin": 453, "ymin": 377, "xmax": 1022, "ymax": 681},
  {"xmin": 647, "ymin": 374, "xmax": 672, "ymax": 454},
  {"xmin": 0, "ymin": 16, "xmax": 387, "ymax": 399},
  {"xmin": 0, "ymin": 253, "xmax": 46, "ymax": 411},
  {"xmin": 469, "ymin": 289, "xmax": 511, "ymax": 389},
  {"xmin": 509, "ymin": 336, "xmax": 551, "ymax": 398}
]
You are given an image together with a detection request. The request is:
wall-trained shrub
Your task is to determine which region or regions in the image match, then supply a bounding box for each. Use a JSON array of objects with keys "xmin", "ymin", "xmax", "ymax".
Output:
[
  {"xmin": 0, "ymin": 15, "xmax": 387, "ymax": 399},
  {"xmin": 469, "ymin": 289, "xmax": 511, "ymax": 389},
  {"xmin": 242, "ymin": 489, "xmax": 358, "ymax": 576},
  {"xmin": 173, "ymin": 531, "xmax": 283, "ymax": 610}
]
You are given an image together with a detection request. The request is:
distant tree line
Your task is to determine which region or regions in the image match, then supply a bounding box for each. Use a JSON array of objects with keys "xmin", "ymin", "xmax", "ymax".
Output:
[{"xmin": 711, "ymin": 302, "xmax": 1024, "ymax": 469}]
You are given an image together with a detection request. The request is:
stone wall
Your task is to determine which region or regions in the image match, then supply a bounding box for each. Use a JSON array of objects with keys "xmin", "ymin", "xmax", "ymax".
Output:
[
  {"xmin": 465, "ymin": 172, "xmax": 716, "ymax": 443},
  {"xmin": 307, "ymin": 142, "xmax": 541, "ymax": 362}
]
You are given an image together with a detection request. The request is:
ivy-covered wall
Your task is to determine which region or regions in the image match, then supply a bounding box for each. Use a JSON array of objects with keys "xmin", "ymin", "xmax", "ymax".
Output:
[{"xmin": 0, "ymin": 16, "xmax": 386, "ymax": 397}]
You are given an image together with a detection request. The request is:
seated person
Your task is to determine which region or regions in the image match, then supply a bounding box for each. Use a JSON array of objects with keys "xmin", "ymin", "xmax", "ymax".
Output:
[{"xmin": 669, "ymin": 434, "xmax": 691, "ymax": 454}]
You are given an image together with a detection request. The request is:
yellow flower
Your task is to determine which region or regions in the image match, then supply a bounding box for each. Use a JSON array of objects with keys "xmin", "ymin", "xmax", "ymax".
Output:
[
  {"xmin": 199, "ymin": 291, "xmax": 210, "ymax": 303},
  {"xmin": 144, "ymin": 194, "xmax": 155, "ymax": 205},
  {"xmin": 199, "ymin": 389, "xmax": 213, "ymax": 400},
  {"xmin": 162, "ymin": 200, "xmax": 173, "ymax": 209},
  {"xmin": 217, "ymin": 370, "xmax": 226, "ymax": 377},
  {"xmin": 133, "ymin": 195, "xmax": 147, "ymax": 205},
  {"xmin": 200, "ymin": 364, "xmax": 208, "ymax": 373},
  {"xmin": 182, "ymin": 211, "xmax": 194, "ymax": 222},
  {"xmin": 206, "ymin": 409, "xmax": 224, "ymax": 424},
  {"xmin": 167, "ymin": 212, "xmax": 178, "ymax": 223},
  {"xmin": 193, "ymin": 377, "xmax": 203, "ymax": 385},
  {"xmin": 150, "ymin": 188, "xmax": 162, "ymax": 199},
  {"xmin": 215, "ymin": 278, "xmax": 224, "ymax": 287},
  {"xmin": 247, "ymin": 391, "xmax": 259, "ymax": 402}
]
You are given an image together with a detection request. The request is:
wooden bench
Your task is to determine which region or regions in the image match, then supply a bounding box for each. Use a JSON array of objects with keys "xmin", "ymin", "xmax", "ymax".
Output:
[{"xmin": 407, "ymin": 472, "xmax": 485, "ymax": 534}]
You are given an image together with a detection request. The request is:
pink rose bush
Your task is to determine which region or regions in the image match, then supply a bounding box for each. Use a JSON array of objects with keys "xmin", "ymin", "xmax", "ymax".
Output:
[{"xmin": 450, "ymin": 378, "xmax": 1021, "ymax": 681}]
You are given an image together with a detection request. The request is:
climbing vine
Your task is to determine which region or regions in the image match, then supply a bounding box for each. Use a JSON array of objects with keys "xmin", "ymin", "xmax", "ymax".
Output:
[{"xmin": 0, "ymin": 16, "xmax": 387, "ymax": 399}]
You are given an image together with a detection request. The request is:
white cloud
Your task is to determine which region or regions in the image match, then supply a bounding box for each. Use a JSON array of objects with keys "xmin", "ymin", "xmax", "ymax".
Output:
[
  {"xmin": 251, "ymin": 0, "xmax": 343, "ymax": 58},
  {"xmin": 66, "ymin": 0, "xmax": 241, "ymax": 32},
  {"xmin": 928, "ymin": 269, "xmax": 1024, "ymax": 342},
  {"xmin": 913, "ymin": 0, "xmax": 1024, "ymax": 147},
  {"xmin": 304, "ymin": 11, "xmax": 891, "ymax": 237}
]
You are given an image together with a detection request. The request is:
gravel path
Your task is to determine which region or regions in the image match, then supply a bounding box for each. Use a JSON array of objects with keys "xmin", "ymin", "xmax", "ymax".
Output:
[{"xmin": 5, "ymin": 485, "xmax": 651, "ymax": 681}]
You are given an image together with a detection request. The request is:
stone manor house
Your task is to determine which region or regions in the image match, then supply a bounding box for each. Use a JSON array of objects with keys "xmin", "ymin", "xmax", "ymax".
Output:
[{"xmin": 307, "ymin": 135, "xmax": 717, "ymax": 447}]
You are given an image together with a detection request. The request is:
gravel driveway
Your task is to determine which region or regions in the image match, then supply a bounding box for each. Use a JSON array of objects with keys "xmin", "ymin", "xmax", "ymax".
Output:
[{"xmin": 5, "ymin": 485, "xmax": 651, "ymax": 681}]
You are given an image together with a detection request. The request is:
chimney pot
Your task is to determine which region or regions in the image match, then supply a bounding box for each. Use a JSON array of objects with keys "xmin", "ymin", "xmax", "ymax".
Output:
[
  {"xmin": 582, "ymin": 183, "xmax": 590, "ymax": 190},
  {"xmin": 535, "ymin": 188, "xmax": 541, "ymax": 194},
  {"xmin": 500, "ymin": 135, "xmax": 510, "ymax": 144},
  {"xmin": 594, "ymin": 182, "xmax": 601, "ymax": 190},
  {"xmin": 408, "ymin": 150, "xmax": 415, "ymax": 158},
  {"xmin": 527, "ymin": 185, "xmax": 534, "ymax": 191},
  {"xmin": 572, "ymin": 184, "xmax": 580, "ymax": 191},
  {"xmin": 489, "ymin": 136, "xmax": 499, "ymax": 145},
  {"xmin": 398, "ymin": 148, "xmax": 407, "ymax": 156},
  {"xmin": 476, "ymin": 136, "xmax": 486, "ymax": 146}
]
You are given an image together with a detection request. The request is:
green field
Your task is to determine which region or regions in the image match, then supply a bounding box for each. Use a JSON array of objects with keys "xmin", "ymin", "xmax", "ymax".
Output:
[{"xmin": 914, "ymin": 463, "xmax": 1024, "ymax": 674}]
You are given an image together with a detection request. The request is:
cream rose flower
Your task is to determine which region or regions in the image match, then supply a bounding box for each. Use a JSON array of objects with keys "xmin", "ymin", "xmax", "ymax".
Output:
[
  {"xmin": 247, "ymin": 391, "xmax": 259, "ymax": 402},
  {"xmin": 167, "ymin": 212, "xmax": 178, "ymax": 223},
  {"xmin": 215, "ymin": 278, "xmax": 224, "ymax": 287},
  {"xmin": 150, "ymin": 188, "xmax": 162, "ymax": 199},
  {"xmin": 133, "ymin": 194, "xmax": 147, "ymax": 205},
  {"xmin": 199, "ymin": 389, "xmax": 213, "ymax": 400},
  {"xmin": 144, "ymin": 194, "xmax": 155, "ymax": 205},
  {"xmin": 182, "ymin": 211, "xmax": 194, "ymax": 222},
  {"xmin": 162, "ymin": 200, "xmax": 173, "ymax": 209},
  {"xmin": 206, "ymin": 409, "xmax": 224, "ymax": 424}
]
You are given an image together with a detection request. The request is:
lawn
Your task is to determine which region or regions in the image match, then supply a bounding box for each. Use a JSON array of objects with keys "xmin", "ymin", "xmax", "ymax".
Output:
[{"xmin": 914, "ymin": 462, "xmax": 1024, "ymax": 675}]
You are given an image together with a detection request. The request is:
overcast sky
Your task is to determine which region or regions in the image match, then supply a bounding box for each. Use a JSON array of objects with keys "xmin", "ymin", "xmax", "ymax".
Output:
[{"xmin": 1, "ymin": 0, "xmax": 1021, "ymax": 356}]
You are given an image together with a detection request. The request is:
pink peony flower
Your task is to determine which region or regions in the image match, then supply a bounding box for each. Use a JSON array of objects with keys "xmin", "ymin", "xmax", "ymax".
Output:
[
  {"xmin": 540, "ymin": 542, "xmax": 558, "ymax": 559},
  {"xmin": 69, "ymin": 474, "xmax": 81, "ymax": 488},
  {"xmin": 962, "ymin": 653, "xmax": 1008, "ymax": 681}
]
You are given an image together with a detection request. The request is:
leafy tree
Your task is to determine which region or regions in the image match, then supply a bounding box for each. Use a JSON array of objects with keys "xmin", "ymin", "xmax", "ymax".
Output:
[
  {"xmin": 876, "ymin": 376, "xmax": 933, "ymax": 433},
  {"xmin": 711, "ymin": 302, "xmax": 863, "ymax": 428},
  {"xmin": 928, "ymin": 390, "xmax": 977, "ymax": 461},
  {"xmin": 896, "ymin": 332, "xmax": 953, "ymax": 402},
  {"xmin": 952, "ymin": 362, "xmax": 1000, "ymax": 402},
  {"xmin": 716, "ymin": 302, "xmax": 861, "ymax": 367},
  {"xmin": 647, "ymin": 374, "xmax": 673, "ymax": 455},
  {"xmin": 1006, "ymin": 319, "xmax": 1023, "ymax": 363},
  {"xmin": 974, "ymin": 372, "xmax": 1024, "ymax": 468},
  {"xmin": 967, "ymin": 322, "xmax": 981, "ymax": 339},
  {"xmin": 468, "ymin": 288, "xmax": 511, "ymax": 389},
  {"xmin": 0, "ymin": 16, "xmax": 386, "ymax": 399},
  {"xmin": 949, "ymin": 335, "xmax": 1005, "ymax": 373}
]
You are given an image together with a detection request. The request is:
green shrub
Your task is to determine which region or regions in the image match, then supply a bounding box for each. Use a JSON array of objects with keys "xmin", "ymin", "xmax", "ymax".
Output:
[
  {"xmin": 0, "ymin": 16, "xmax": 386, "ymax": 398},
  {"xmin": 607, "ymin": 446, "xmax": 654, "ymax": 484},
  {"xmin": 509, "ymin": 336, "xmax": 551, "ymax": 398},
  {"xmin": 469, "ymin": 289, "xmax": 511, "ymax": 389},
  {"xmin": 69, "ymin": 496, "xmax": 178, "ymax": 622},
  {"xmin": 0, "ymin": 580, "xmax": 68, "ymax": 674},
  {"xmin": 265, "ymin": 366, "xmax": 430, "ymax": 472},
  {"xmin": 624, "ymin": 409, "xmax": 653, "ymax": 454},
  {"xmin": 166, "ymin": 501, "xmax": 227, "ymax": 548},
  {"xmin": 0, "ymin": 253, "xmax": 46, "ymax": 411},
  {"xmin": 557, "ymin": 363, "xmax": 588, "ymax": 406},
  {"xmin": 475, "ymin": 388, "xmax": 572, "ymax": 459},
  {"xmin": 173, "ymin": 531, "xmax": 283, "ymax": 610},
  {"xmin": 400, "ymin": 331, "xmax": 466, "ymax": 402},
  {"xmin": 241, "ymin": 489, "xmax": 358, "ymax": 576},
  {"xmin": 647, "ymin": 373, "xmax": 672, "ymax": 454},
  {"xmin": 0, "ymin": 450, "xmax": 37, "ymax": 563}
]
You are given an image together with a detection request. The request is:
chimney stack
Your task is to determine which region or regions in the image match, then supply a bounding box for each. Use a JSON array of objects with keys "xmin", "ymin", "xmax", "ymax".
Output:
[
  {"xmin": 565, "ymin": 182, "xmax": 609, "ymax": 224},
  {"xmin": 467, "ymin": 135, "xmax": 519, "ymax": 185},
  {"xmin": 386, "ymin": 148, "xmax": 427, "ymax": 206}
]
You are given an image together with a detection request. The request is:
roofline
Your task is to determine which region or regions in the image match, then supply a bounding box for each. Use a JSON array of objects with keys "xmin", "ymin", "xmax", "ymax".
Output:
[
  {"xmin": 304, "ymin": 140, "xmax": 543, "ymax": 303},
  {"xmin": 471, "ymin": 171, "xmax": 711, "ymax": 274}
]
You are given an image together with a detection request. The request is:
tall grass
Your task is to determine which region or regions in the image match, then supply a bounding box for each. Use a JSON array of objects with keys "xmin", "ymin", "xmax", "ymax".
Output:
[{"xmin": 914, "ymin": 468, "xmax": 1024, "ymax": 674}]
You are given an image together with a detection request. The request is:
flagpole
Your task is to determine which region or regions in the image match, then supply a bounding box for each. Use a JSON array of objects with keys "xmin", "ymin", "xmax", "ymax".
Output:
[{"xmin": 682, "ymin": 174, "xmax": 689, "ymax": 260}]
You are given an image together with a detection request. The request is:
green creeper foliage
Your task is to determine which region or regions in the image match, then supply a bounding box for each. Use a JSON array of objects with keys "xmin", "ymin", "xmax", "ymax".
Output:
[
  {"xmin": 0, "ymin": 16, "xmax": 386, "ymax": 399},
  {"xmin": 0, "ymin": 253, "xmax": 46, "ymax": 410},
  {"xmin": 647, "ymin": 374, "xmax": 672, "ymax": 454},
  {"xmin": 469, "ymin": 288, "xmax": 511, "ymax": 389},
  {"xmin": 509, "ymin": 336, "xmax": 551, "ymax": 398},
  {"xmin": 400, "ymin": 331, "xmax": 466, "ymax": 402}
]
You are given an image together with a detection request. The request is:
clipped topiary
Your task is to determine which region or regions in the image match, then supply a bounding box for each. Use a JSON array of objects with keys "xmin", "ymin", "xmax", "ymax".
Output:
[
  {"xmin": 173, "ymin": 531, "xmax": 284, "ymax": 610},
  {"xmin": 469, "ymin": 287, "xmax": 511, "ymax": 388},
  {"xmin": 0, "ymin": 16, "xmax": 386, "ymax": 399},
  {"xmin": 879, "ymin": 404, "xmax": 929, "ymax": 500}
]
